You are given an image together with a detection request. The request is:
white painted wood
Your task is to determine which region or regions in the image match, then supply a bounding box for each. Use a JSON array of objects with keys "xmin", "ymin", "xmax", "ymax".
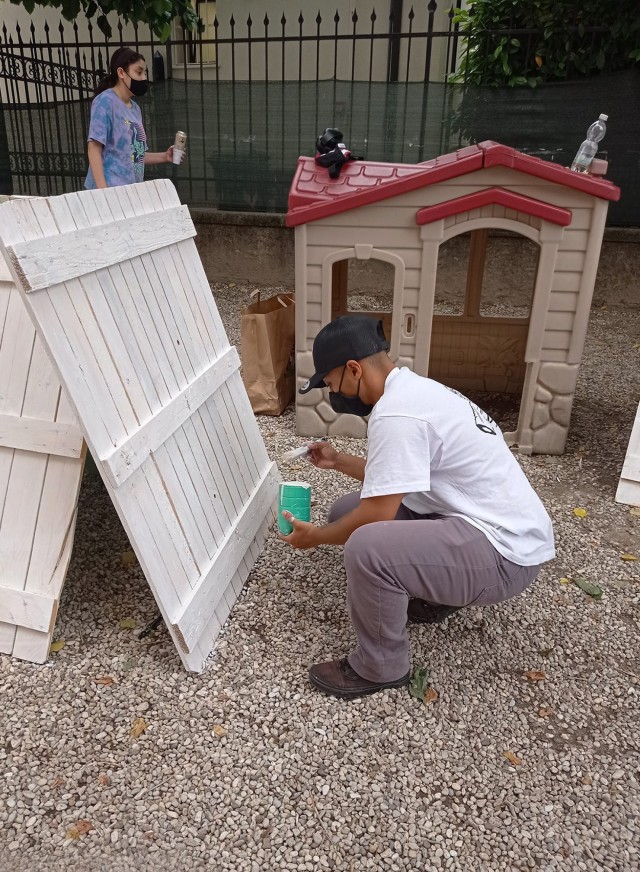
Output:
[
  {"xmin": 101, "ymin": 346, "xmax": 240, "ymax": 487},
  {"xmin": 0, "ymin": 413, "xmax": 83, "ymax": 457},
  {"xmin": 0, "ymin": 587, "xmax": 57, "ymax": 633},
  {"xmin": 0, "ymin": 203, "xmax": 85, "ymax": 664},
  {"xmin": 7, "ymin": 206, "xmax": 195, "ymax": 293},
  {"xmin": 0, "ymin": 181, "xmax": 278, "ymax": 672},
  {"xmin": 174, "ymin": 464, "xmax": 279, "ymax": 650},
  {"xmin": 616, "ymin": 401, "xmax": 640, "ymax": 506}
]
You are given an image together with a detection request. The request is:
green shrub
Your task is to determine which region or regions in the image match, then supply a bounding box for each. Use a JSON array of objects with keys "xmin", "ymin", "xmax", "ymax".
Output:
[{"xmin": 451, "ymin": 0, "xmax": 640, "ymax": 87}]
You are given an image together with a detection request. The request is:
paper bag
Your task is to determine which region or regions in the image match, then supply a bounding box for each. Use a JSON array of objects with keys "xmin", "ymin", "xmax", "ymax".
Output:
[{"xmin": 240, "ymin": 292, "xmax": 295, "ymax": 415}]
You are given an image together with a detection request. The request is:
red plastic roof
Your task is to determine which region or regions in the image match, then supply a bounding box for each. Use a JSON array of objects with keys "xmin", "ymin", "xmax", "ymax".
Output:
[
  {"xmin": 286, "ymin": 140, "xmax": 620, "ymax": 227},
  {"xmin": 415, "ymin": 187, "xmax": 573, "ymax": 227}
]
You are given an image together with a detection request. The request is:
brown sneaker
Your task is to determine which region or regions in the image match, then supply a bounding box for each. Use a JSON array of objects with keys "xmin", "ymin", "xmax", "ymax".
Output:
[
  {"xmin": 407, "ymin": 599, "xmax": 463, "ymax": 624},
  {"xmin": 309, "ymin": 657, "xmax": 410, "ymax": 699}
]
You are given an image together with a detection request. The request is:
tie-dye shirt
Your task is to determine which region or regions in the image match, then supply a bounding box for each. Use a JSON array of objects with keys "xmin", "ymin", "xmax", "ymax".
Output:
[{"xmin": 85, "ymin": 88, "xmax": 148, "ymax": 188}]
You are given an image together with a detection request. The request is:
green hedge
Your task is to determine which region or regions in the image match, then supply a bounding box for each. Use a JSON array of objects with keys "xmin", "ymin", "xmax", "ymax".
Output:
[{"xmin": 452, "ymin": 0, "xmax": 640, "ymax": 87}]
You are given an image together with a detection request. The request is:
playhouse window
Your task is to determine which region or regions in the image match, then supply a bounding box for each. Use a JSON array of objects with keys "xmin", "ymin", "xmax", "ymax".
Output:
[
  {"xmin": 331, "ymin": 257, "xmax": 394, "ymax": 342},
  {"xmin": 435, "ymin": 230, "xmax": 538, "ymax": 319}
]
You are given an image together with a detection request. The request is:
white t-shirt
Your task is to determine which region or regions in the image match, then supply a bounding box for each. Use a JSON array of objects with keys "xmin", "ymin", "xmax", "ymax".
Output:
[{"xmin": 360, "ymin": 368, "xmax": 555, "ymax": 566}]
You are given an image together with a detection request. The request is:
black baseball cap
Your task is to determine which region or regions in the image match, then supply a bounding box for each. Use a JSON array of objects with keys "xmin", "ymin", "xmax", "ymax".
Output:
[{"xmin": 299, "ymin": 315, "xmax": 389, "ymax": 394}]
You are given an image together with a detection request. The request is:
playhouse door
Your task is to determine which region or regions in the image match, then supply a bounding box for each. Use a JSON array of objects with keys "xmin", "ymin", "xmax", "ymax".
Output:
[{"xmin": 428, "ymin": 229, "xmax": 535, "ymax": 394}]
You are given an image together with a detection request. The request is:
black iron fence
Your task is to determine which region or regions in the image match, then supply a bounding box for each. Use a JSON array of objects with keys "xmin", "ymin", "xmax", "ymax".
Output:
[{"xmin": 0, "ymin": 6, "xmax": 638, "ymax": 224}]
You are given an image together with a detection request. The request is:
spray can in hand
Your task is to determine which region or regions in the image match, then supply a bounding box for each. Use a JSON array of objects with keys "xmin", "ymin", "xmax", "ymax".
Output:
[{"xmin": 172, "ymin": 130, "xmax": 187, "ymax": 165}]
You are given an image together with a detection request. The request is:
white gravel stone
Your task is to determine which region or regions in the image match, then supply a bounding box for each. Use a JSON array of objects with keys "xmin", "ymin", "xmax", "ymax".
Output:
[{"xmin": 0, "ymin": 285, "xmax": 638, "ymax": 872}]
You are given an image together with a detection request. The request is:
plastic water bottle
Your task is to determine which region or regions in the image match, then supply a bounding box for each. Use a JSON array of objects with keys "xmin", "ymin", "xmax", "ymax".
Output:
[{"xmin": 571, "ymin": 114, "xmax": 608, "ymax": 173}]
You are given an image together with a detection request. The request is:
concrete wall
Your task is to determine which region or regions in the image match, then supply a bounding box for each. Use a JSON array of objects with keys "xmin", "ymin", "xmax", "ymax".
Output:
[
  {"xmin": 192, "ymin": 209, "xmax": 640, "ymax": 309},
  {"xmin": 183, "ymin": 1, "xmax": 459, "ymax": 83}
]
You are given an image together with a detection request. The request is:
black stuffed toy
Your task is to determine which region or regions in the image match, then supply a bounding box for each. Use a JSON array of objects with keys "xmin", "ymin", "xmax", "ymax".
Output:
[{"xmin": 315, "ymin": 128, "xmax": 356, "ymax": 179}]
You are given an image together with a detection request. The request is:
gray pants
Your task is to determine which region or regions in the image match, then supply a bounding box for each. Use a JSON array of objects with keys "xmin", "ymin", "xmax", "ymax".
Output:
[{"xmin": 329, "ymin": 492, "xmax": 541, "ymax": 683}]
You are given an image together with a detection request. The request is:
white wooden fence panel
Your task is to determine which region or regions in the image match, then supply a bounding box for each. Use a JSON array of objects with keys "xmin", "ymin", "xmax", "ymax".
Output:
[
  {"xmin": 0, "ymin": 227, "xmax": 85, "ymax": 664},
  {"xmin": 0, "ymin": 181, "xmax": 278, "ymax": 672},
  {"xmin": 616, "ymin": 401, "xmax": 640, "ymax": 506}
]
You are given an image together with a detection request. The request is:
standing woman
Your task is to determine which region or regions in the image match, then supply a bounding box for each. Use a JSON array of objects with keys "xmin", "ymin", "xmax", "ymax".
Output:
[{"xmin": 85, "ymin": 46, "xmax": 182, "ymax": 189}]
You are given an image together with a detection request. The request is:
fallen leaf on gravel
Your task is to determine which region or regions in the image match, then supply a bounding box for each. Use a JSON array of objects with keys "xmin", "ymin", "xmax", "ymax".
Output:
[
  {"xmin": 573, "ymin": 577, "xmax": 603, "ymax": 600},
  {"xmin": 572, "ymin": 507, "xmax": 588, "ymax": 518},
  {"xmin": 98, "ymin": 774, "xmax": 111, "ymax": 786},
  {"xmin": 629, "ymin": 507, "xmax": 640, "ymax": 517},
  {"xmin": 559, "ymin": 577, "xmax": 572, "ymax": 585},
  {"xmin": 50, "ymin": 640, "xmax": 65, "ymax": 653},
  {"xmin": 212, "ymin": 723, "xmax": 228, "ymax": 737},
  {"xmin": 66, "ymin": 820, "xmax": 93, "ymax": 840},
  {"xmin": 131, "ymin": 718, "xmax": 148, "ymax": 738},
  {"xmin": 504, "ymin": 750, "xmax": 522, "ymax": 766},
  {"xmin": 424, "ymin": 687, "xmax": 438, "ymax": 705},
  {"xmin": 51, "ymin": 777, "xmax": 64, "ymax": 790},
  {"xmin": 538, "ymin": 706, "xmax": 555, "ymax": 718},
  {"xmin": 408, "ymin": 666, "xmax": 429, "ymax": 703},
  {"xmin": 121, "ymin": 550, "xmax": 137, "ymax": 566},
  {"xmin": 122, "ymin": 657, "xmax": 138, "ymax": 672},
  {"xmin": 94, "ymin": 676, "xmax": 114, "ymax": 686},
  {"xmin": 620, "ymin": 552, "xmax": 638, "ymax": 561},
  {"xmin": 75, "ymin": 819, "xmax": 93, "ymax": 835},
  {"xmin": 582, "ymin": 774, "xmax": 593, "ymax": 785},
  {"xmin": 119, "ymin": 617, "xmax": 137, "ymax": 630},
  {"xmin": 524, "ymin": 670, "xmax": 547, "ymax": 682}
]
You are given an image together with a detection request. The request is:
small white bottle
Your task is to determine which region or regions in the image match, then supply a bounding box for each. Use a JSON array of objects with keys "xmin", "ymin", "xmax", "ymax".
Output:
[{"xmin": 571, "ymin": 114, "xmax": 608, "ymax": 174}]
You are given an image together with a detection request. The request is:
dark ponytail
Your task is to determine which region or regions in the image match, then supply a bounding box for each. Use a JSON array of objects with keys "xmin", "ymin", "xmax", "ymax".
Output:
[{"xmin": 94, "ymin": 46, "xmax": 146, "ymax": 95}]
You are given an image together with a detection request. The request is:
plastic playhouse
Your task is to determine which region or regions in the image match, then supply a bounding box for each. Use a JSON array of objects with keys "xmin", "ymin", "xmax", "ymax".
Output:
[{"xmin": 286, "ymin": 141, "xmax": 620, "ymax": 455}]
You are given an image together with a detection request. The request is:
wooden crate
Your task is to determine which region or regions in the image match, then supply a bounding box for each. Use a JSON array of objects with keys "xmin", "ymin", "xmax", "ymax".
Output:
[
  {"xmin": 0, "ymin": 180, "xmax": 279, "ymax": 673},
  {"xmin": 0, "ymin": 249, "xmax": 85, "ymax": 663}
]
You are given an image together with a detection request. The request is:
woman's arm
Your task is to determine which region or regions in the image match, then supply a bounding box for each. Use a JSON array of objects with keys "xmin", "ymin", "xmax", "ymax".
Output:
[
  {"xmin": 144, "ymin": 146, "xmax": 175, "ymax": 166},
  {"xmin": 87, "ymin": 140, "xmax": 107, "ymax": 189}
]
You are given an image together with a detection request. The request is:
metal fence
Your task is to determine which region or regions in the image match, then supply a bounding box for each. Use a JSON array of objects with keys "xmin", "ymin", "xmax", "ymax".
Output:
[{"xmin": 0, "ymin": 5, "xmax": 637, "ymax": 224}]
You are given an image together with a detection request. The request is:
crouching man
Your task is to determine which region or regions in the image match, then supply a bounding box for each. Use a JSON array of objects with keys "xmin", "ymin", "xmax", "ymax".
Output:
[{"xmin": 280, "ymin": 315, "xmax": 555, "ymax": 699}]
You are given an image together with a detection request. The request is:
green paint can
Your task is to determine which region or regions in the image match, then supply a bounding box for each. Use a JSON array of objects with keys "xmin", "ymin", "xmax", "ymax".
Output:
[{"xmin": 278, "ymin": 481, "xmax": 312, "ymax": 535}]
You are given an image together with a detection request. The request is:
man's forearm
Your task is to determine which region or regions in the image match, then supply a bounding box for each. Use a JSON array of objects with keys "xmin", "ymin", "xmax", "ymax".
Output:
[{"xmin": 334, "ymin": 452, "xmax": 366, "ymax": 482}]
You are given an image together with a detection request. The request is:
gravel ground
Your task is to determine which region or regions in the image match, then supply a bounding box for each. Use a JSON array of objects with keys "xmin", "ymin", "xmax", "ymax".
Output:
[{"xmin": 1, "ymin": 285, "xmax": 639, "ymax": 872}]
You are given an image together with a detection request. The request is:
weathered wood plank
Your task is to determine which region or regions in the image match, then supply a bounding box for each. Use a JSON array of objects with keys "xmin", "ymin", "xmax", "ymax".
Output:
[
  {"xmin": 173, "ymin": 463, "xmax": 279, "ymax": 651},
  {"xmin": 101, "ymin": 346, "xmax": 240, "ymax": 488},
  {"xmin": 7, "ymin": 206, "xmax": 196, "ymax": 293},
  {"xmin": 0, "ymin": 413, "xmax": 83, "ymax": 457},
  {"xmin": 616, "ymin": 402, "xmax": 640, "ymax": 506},
  {"xmin": 0, "ymin": 586, "xmax": 57, "ymax": 633}
]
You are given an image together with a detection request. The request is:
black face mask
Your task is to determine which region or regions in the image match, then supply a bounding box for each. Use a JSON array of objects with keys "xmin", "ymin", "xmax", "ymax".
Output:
[
  {"xmin": 125, "ymin": 73, "xmax": 149, "ymax": 97},
  {"xmin": 328, "ymin": 366, "xmax": 374, "ymax": 417}
]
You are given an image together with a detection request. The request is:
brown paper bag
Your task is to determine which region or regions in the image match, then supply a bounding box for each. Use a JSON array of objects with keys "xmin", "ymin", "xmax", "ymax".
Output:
[{"xmin": 240, "ymin": 291, "xmax": 295, "ymax": 415}]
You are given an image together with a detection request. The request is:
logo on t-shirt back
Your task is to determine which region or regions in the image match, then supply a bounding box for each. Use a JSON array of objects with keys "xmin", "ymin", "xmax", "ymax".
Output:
[{"xmin": 446, "ymin": 387, "xmax": 497, "ymax": 435}]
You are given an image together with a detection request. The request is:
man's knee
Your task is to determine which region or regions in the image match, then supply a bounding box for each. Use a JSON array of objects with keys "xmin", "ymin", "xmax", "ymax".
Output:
[{"xmin": 344, "ymin": 523, "xmax": 384, "ymax": 575}]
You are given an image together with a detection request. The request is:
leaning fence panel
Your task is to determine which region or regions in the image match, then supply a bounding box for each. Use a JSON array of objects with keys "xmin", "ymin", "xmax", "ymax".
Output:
[{"xmin": 0, "ymin": 179, "xmax": 279, "ymax": 673}]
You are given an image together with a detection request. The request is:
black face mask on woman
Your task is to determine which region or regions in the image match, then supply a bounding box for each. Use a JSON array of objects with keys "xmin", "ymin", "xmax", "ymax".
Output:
[
  {"xmin": 328, "ymin": 366, "xmax": 374, "ymax": 417},
  {"xmin": 125, "ymin": 73, "xmax": 149, "ymax": 97}
]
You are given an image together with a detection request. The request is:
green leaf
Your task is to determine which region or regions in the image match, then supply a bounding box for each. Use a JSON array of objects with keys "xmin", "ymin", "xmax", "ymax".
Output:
[
  {"xmin": 96, "ymin": 14, "xmax": 112, "ymax": 38},
  {"xmin": 119, "ymin": 617, "xmax": 137, "ymax": 630},
  {"xmin": 409, "ymin": 666, "xmax": 429, "ymax": 702},
  {"xmin": 573, "ymin": 577, "xmax": 603, "ymax": 601}
]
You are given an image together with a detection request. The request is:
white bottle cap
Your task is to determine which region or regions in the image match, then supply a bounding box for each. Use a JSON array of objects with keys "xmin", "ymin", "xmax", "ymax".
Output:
[{"xmin": 599, "ymin": 114, "xmax": 608, "ymax": 121}]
